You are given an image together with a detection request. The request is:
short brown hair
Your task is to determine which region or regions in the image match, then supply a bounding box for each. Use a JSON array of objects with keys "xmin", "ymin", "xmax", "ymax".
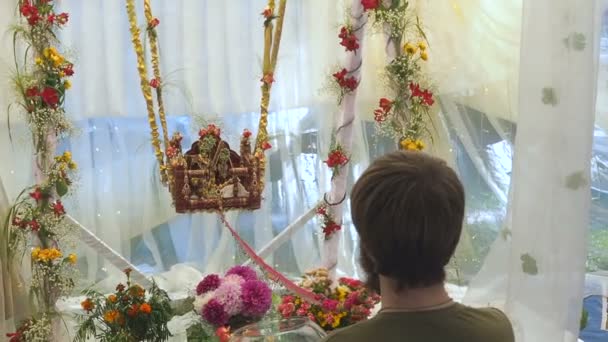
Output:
[{"xmin": 351, "ymin": 151, "xmax": 465, "ymax": 291}]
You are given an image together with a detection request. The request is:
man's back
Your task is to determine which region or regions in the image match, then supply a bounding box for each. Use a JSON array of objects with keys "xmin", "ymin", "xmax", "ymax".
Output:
[{"xmin": 324, "ymin": 303, "xmax": 514, "ymax": 342}]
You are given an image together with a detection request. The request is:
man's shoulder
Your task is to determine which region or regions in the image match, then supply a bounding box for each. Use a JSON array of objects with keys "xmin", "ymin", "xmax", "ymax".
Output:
[
  {"xmin": 322, "ymin": 318, "xmax": 378, "ymax": 342},
  {"xmin": 453, "ymin": 304, "xmax": 514, "ymax": 340}
]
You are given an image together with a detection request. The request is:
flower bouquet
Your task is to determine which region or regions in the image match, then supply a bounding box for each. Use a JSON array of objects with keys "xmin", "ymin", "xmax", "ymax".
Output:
[
  {"xmin": 278, "ymin": 268, "xmax": 380, "ymax": 331},
  {"xmin": 193, "ymin": 266, "xmax": 273, "ymax": 333},
  {"xmin": 74, "ymin": 268, "xmax": 172, "ymax": 342}
]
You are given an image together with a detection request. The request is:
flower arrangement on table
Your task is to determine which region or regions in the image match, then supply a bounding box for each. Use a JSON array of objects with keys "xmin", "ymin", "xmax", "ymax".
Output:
[
  {"xmin": 278, "ymin": 268, "xmax": 380, "ymax": 331},
  {"xmin": 193, "ymin": 266, "xmax": 273, "ymax": 333},
  {"xmin": 74, "ymin": 268, "xmax": 173, "ymax": 342},
  {"xmin": 362, "ymin": 0, "xmax": 436, "ymax": 151}
]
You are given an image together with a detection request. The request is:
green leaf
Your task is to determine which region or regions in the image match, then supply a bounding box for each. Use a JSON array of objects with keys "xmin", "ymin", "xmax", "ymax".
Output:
[
  {"xmin": 580, "ymin": 308, "xmax": 588, "ymax": 331},
  {"xmin": 56, "ymin": 180, "xmax": 68, "ymax": 197},
  {"xmin": 541, "ymin": 87, "xmax": 558, "ymax": 106},
  {"xmin": 565, "ymin": 171, "xmax": 587, "ymax": 190},
  {"xmin": 521, "ymin": 253, "xmax": 538, "ymax": 275}
]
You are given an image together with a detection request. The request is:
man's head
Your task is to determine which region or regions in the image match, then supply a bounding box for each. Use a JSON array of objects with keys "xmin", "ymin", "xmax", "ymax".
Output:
[{"xmin": 351, "ymin": 151, "xmax": 465, "ymax": 292}]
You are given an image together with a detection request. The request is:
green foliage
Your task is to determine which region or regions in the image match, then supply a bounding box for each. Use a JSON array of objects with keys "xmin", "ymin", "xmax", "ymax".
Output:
[{"xmin": 580, "ymin": 308, "xmax": 588, "ymax": 331}]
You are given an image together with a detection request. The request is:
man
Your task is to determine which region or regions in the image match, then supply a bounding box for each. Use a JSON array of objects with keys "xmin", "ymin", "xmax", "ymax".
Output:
[{"xmin": 324, "ymin": 151, "xmax": 514, "ymax": 342}]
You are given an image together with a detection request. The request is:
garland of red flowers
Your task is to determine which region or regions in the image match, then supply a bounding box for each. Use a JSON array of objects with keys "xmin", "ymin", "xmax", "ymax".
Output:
[
  {"xmin": 316, "ymin": 205, "xmax": 341, "ymax": 240},
  {"xmin": 324, "ymin": 143, "xmax": 349, "ymax": 178}
]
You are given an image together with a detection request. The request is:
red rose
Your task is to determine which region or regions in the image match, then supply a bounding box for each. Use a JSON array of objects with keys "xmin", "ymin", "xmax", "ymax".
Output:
[
  {"xmin": 47, "ymin": 14, "xmax": 55, "ymax": 24},
  {"xmin": 26, "ymin": 87, "xmax": 39, "ymax": 98},
  {"xmin": 53, "ymin": 200, "xmax": 66, "ymax": 216},
  {"xmin": 20, "ymin": 3, "xmax": 34, "ymax": 17},
  {"xmin": 316, "ymin": 206, "xmax": 326, "ymax": 215},
  {"xmin": 361, "ymin": 0, "xmax": 379, "ymax": 11},
  {"xmin": 40, "ymin": 87, "xmax": 59, "ymax": 107},
  {"xmin": 149, "ymin": 78, "xmax": 160, "ymax": 89},
  {"xmin": 332, "ymin": 68, "xmax": 348, "ymax": 82},
  {"xmin": 262, "ymin": 141, "xmax": 272, "ymax": 150},
  {"xmin": 242, "ymin": 129, "xmax": 252, "ymax": 138},
  {"xmin": 27, "ymin": 12, "xmax": 40, "ymax": 26},
  {"xmin": 63, "ymin": 64, "xmax": 74, "ymax": 76},
  {"xmin": 149, "ymin": 17, "xmax": 160, "ymax": 28},
  {"xmin": 57, "ymin": 12, "xmax": 69, "ymax": 25},
  {"xmin": 338, "ymin": 27, "xmax": 359, "ymax": 52},
  {"xmin": 262, "ymin": 7, "xmax": 272, "ymax": 18},
  {"xmin": 374, "ymin": 109, "xmax": 386, "ymax": 123}
]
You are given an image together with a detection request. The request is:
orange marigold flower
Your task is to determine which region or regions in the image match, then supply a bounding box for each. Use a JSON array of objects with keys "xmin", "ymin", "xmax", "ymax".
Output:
[
  {"xmin": 129, "ymin": 285, "xmax": 145, "ymax": 298},
  {"xmin": 108, "ymin": 294, "xmax": 117, "ymax": 303},
  {"xmin": 139, "ymin": 303, "xmax": 152, "ymax": 314},
  {"xmin": 81, "ymin": 298, "xmax": 95, "ymax": 313},
  {"xmin": 104, "ymin": 310, "xmax": 120, "ymax": 324}
]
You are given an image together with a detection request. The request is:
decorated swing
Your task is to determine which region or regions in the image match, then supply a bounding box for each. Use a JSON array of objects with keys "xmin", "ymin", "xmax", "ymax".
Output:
[{"xmin": 126, "ymin": 0, "xmax": 284, "ymax": 213}]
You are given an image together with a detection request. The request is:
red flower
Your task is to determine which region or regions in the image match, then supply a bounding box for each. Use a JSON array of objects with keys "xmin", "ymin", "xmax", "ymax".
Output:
[
  {"xmin": 28, "ymin": 220, "xmax": 40, "ymax": 232},
  {"xmin": 325, "ymin": 150, "xmax": 349, "ymax": 168},
  {"xmin": 338, "ymin": 27, "xmax": 359, "ymax": 52},
  {"xmin": 216, "ymin": 327, "xmax": 231, "ymax": 342},
  {"xmin": 63, "ymin": 64, "xmax": 74, "ymax": 76},
  {"xmin": 148, "ymin": 17, "xmax": 160, "ymax": 28},
  {"xmin": 323, "ymin": 222, "xmax": 341, "ymax": 237},
  {"xmin": 316, "ymin": 206, "xmax": 327, "ymax": 216},
  {"xmin": 332, "ymin": 68, "xmax": 348, "ymax": 82},
  {"xmin": 379, "ymin": 98, "xmax": 393, "ymax": 112},
  {"xmin": 116, "ymin": 283, "xmax": 126, "ymax": 292},
  {"xmin": 242, "ymin": 129, "xmax": 252, "ymax": 138},
  {"xmin": 27, "ymin": 12, "xmax": 40, "ymax": 26},
  {"xmin": 47, "ymin": 14, "xmax": 55, "ymax": 24},
  {"xmin": 409, "ymin": 83, "xmax": 434, "ymax": 106},
  {"xmin": 53, "ymin": 200, "xmax": 66, "ymax": 216},
  {"xmin": 262, "ymin": 7, "xmax": 272, "ymax": 18},
  {"xmin": 40, "ymin": 87, "xmax": 59, "ymax": 107},
  {"xmin": 149, "ymin": 78, "xmax": 160, "ymax": 89},
  {"xmin": 26, "ymin": 86, "xmax": 39, "ymax": 98},
  {"xmin": 262, "ymin": 141, "xmax": 272, "ymax": 150},
  {"xmin": 361, "ymin": 0, "xmax": 380, "ymax": 11},
  {"xmin": 374, "ymin": 109, "xmax": 386, "ymax": 123},
  {"xmin": 20, "ymin": 3, "xmax": 34, "ymax": 16},
  {"xmin": 57, "ymin": 12, "xmax": 69, "ymax": 25},
  {"xmin": 30, "ymin": 188, "xmax": 44, "ymax": 202}
]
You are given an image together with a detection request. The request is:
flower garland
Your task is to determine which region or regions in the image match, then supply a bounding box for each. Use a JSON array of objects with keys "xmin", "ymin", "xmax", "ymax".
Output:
[
  {"xmin": 324, "ymin": 143, "xmax": 350, "ymax": 177},
  {"xmin": 4, "ymin": 2, "xmax": 80, "ymax": 339},
  {"xmin": 74, "ymin": 268, "xmax": 173, "ymax": 342},
  {"xmin": 364, "ymin": 0, "xmax": 436, "ymax": 151},
  {"xmin": 317, "ymin": 205, "xmax": 341, "ymax": 240},
  {"xmin": 11, "ymin": 0, "xmax": 75, "ymax": 166}
]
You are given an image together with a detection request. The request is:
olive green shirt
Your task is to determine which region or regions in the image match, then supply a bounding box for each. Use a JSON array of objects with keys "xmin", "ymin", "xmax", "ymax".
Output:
[{"xmin": 323, "ymin": 303, "xmax": 514, "ymax": 342}]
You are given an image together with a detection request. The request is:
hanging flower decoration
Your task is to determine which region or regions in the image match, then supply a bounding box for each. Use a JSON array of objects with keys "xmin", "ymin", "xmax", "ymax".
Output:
[
  {"xmin": 338, "ymin": 26, "xmax": 360, "ymax": 52},
  {"xmin": 148, "ymin": 17, "xmax": 160, "ymax": 29},
  {"xmin": 324, "ymin": 143, "xmax": 349, "ymax": 177},
  {"xmin": 330, "ymin": 68, "xmax": 359, "ymax": 105},
  {"xmin": 317, "ymin": 205, "xmax": 341, "ymax": 240},
  {"xmin": 366, "ymin": 0, "xmax": 436, "ymax": 151},
  {"xmin": 149, "ymin": 78, "xmax": 160, "ymax": 89}
]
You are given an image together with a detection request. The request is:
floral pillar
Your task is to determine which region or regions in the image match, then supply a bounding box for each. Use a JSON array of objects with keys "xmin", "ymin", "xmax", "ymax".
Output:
[{"xmin": 321, "ymin": 0, "xmax": 368, "ymax": 271}]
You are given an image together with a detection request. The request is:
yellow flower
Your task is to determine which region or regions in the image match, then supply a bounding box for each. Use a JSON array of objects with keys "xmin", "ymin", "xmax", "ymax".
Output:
[
  {"xmin": 403, "ymin": 42, "xmax": 417, "ymax": 55},
  {"xmin": 68, "ymin": 161, "xmax": 77, "ymax": 170},
  {"xmin": 420, "ymin": 51, "xmax": 429, "ymax": 61},
  {"xmin": 59, "ymin": 71, "xmax": 65, "ymax": 78},
  {"xmin": 35, "ymin": 57, "xmax": 43, "ymax": 65},
  {"xmin": 64, "ymin": 80, "xmax": 71, "ymax": 90},
  {"xmin": 62, "ymin": 151, "xmax": 72, "ymax": 162},
  {"xmin": 31, "ymin": 247, "xmax": 41, "ymax": 260},
  {"xmin": 67, "ymin": 253, "xmax": 77, "ymax": 264},
  {"xmin": 418, "ymin": 41, "xmax": 427, "ymax": 51},
  {"xmin": 400, "ymin": 138, "xmax": 425, "ymax": 151},
  {"xmin": 336, "ymin": 286, "xmax": 350, "ymax": 301}
]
